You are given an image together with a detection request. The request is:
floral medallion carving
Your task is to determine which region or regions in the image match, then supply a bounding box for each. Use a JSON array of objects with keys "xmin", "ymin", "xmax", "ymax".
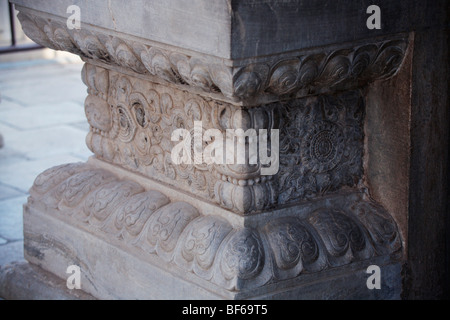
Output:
[
  {"xmin": 82, "ymin": 64, "xmax": 365, "ymax": 213},
  {"xmin": 301, "ymin": 121, "xmax": 345, "ymax": 173},
  {"xmin": 276, "ymin": 90, "xmax": 364, "ymax": 204}
]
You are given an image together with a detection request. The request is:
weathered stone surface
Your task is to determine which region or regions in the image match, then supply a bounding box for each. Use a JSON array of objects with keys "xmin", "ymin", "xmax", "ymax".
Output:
[
  {"xmin": 11, "ymin": 0, "xmax": 232, "ymax": 59},
  {"xmin": 23, "ymin": 161, "xmax": 402, "ymax": 299},
  {"xmin": 0, "ymin": 262, "xmax": 95, "ymax": 300},
  {"xmin": 13, "ymin": 5, "xmax": 408, "ymax": 105},
  {"xmin": 364, "ymin": 36, "xmax": 413, "ymax": 249},
  {"xmin": 0, "ymin": 260, "xmax": 401, "ymax": 300},
  {"xmin": 8, "ymin": 0, "xmax": 447, "ymax": 300},
  {"xmin": 81, "ymin": 63, "xmax": 368, "ymax": 213},
  {"xmin": 403, "ymin": 26, "xmax": 449, "ymax": 299},
  {"xmin": 9, "ymin": 0, "xmax": 438, "ymax": 60}
]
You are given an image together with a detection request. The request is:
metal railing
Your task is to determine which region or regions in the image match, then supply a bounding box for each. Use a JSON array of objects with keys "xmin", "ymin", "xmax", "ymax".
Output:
[{"xmin": 0, "ymin": 2, "xmax": 43, "ymax": 54}]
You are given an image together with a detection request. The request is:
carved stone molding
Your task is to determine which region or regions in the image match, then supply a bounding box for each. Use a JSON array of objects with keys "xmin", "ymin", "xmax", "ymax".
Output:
[
  {"xmin": 82, "ymin": 64, "xmax": 365, "ymax": 214},
  {"xmin": 27, "ymin": 162, "xmax": 401, "ymax": 292},
  {"xmin": 16, "ymin": 7, "xmax": 408, "ymax": 105},
  {"xmin": 9, "ymin": 0, "xmax": 415, "ymax": 300}
]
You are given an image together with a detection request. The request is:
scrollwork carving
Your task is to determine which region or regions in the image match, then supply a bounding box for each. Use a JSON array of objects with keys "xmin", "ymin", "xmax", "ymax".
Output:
[
  {"xmin": 29, "ymin": 163, "xmax": 402, "ymax": 292},
  {"xmin": 17, "ymin": 11, "xmax": 402, "ymax": 214},
  {"xmin": 113, "ymin": 191, "xmax": 170, "ymax": 237},
  {"xmin": 219, "ymin": 228, "xmax": 265, "ymax": 281},
  {"xmin": 308, "ymin": 209, "xmax": 373, "ymax": 265},
  {"xmin": 82, "ymin": 180, "xmax": 144, "ymax": 223},
  {"xmin": 19, "ymin": 4, "xmax": 407, "ymax": 296},
  {"xmin": 16, "ymin": 9, "xmax": 408, "ymax": 103},
  {"xmin": 139, "ymin": 202, "xmax": 200, "ymax": 261},
  {"xmin": 265, "ymin": 218, "xmax": 320, "ymax": 272},
  {"xmin": 276, "ymin": 91, "xmax": 364, "ymax": 204},
  {"xmin": 83, "ymin": 65, "xmax": 365, "ymax": 213},
  {"xmin": 174, "ymin": 216, "xmax": 233, "ymax": 279}
]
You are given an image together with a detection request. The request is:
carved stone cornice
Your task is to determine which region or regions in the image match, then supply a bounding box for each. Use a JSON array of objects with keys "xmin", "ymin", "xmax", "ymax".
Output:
[
  {"xmin": 27, "ymin": 162, "xmax": 401, "ymax": 292},
  {"xmin": 16, "ymin": 7, "xmax": 408, "ymax": 105}
]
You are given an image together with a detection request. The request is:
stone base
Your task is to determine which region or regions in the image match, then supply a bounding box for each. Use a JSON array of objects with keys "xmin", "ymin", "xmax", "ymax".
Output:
[
  {"xmin": 18, "ymin": 158, "xmax": 403, "ymax": 299},
  {"xmin": 0, "ymin": 261, "xmax": 95, "ymax": 300},
  {"xmin": 0, "ymin": 261, "xmax": 401, "ymax": 300},
  {"xmin": 24, "ymin": 201, "xmax": 402, "ymax": 299}
]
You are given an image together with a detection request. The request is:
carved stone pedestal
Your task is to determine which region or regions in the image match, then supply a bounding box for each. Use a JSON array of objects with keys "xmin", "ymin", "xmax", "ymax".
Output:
[
  {"xmin": 23, "ymin": 158, "xmax": 403, "ymax": 299},
  {"xmin": 4, "ymin": 0, "xmax": 448, "ymax": 300}
]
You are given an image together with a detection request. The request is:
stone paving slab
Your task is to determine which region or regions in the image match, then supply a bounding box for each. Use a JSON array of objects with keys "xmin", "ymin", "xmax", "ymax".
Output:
[
  {"xmin": 0, "ymin": 64, "xmax": 72, "ymax": 85},
  {"xmin": 0, "ymin": 102, "xmax": 87, "ymax": 130},
  {"xmin": 0, "ymin": 154, "xmax": 86, "ymax": 193},
  {"xmin": 0, "ymin": 144, "xmax": 29, "ymax": 167},
  {"xmin": 0, "ymin": 241, "xmax": 25, "ymax": 267},
  {"xmin": 0, "ymin": 61, "xmax": 83, "ymax": 85},
  {"xmin": 1, "ymin": 125, "xmax": 91, "ymax": 160},
  {"xmin": 0, "ymin": 196, "xmax": 27, "ymax": 241},
  {"xmin": 0, "ymin": 184, "xmax": 25, "ymax": 201},
  {"xmin": 0, "ymin": 78, "xmax": 86, "ymax": 106},
  {"xmin": 0, "ymin": 61, "xmax": 85, "ymax": 106},
  {"xmin": 0, "ymin": 99, "xmax": 24, "ymax": 111}
]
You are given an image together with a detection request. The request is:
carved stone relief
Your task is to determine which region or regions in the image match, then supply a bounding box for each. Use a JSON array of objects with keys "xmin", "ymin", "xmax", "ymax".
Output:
[
  {"xmin": 17, "ymin": 9, "xmax": 407, "ymax": 104},
  {"xmin": 9, "ymin": 2, "xmax": 413, "ymax": 300},
  {"xmin": 28, "ymin": 162, "xmax": 402, "ymax": 292},
  {"xmin": 83, "ymin": 64, "xmax": 364, "ymax": 214}
]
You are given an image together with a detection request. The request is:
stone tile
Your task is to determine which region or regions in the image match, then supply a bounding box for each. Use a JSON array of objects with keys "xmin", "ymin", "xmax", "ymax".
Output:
[
  {"xmin": 0, "ymin": 241, "xmax": 25, "ymax": 266},
  {"xmin": 0, "ymin": 71, "xmax": 65, "ymax": 93},
  {"xmin": 0, "ymin": 184, "xmax": 26, "ymax": 201},
  {"xmin": 2, "ymin": 125, "xmax": 92, "ymax": 161},
  {"xmin": 0, "ymin": 61, "xmax": 80, "ymax": 86},
  {"xmin": 69, "ymin": 121, "xmax": 90, "ymax": 133},
  {"xmin": 0, "ymin": 97, "xmax": 26, "ymax": 110},
  {"xmin": 0, "ymin": 145, "xmax": 29, "ymax": 167},
  {"xmin": 0, "ymin": 196, "xmax": 27, "ymax": 241},
  {"xmin": 0, "ymin": 122, "xmax": 20, "ymax": 137},
  {"xmin": 0, "ymin": 77, "xmax": 87, "ymax": 106},
  {"xmin": 0, "ymin": 154, "xmax": 87, "ymax": 193},
  {"xmin": 0, "ymin": 124, "xmax": 29, "ymax": 166},
  {"xmin": 0, "ymin": 61, "xmax": 86, "ymax": 107},
  {"xmin": 0, "ymin": 102, "xmax": 86, "ymax": 130}
]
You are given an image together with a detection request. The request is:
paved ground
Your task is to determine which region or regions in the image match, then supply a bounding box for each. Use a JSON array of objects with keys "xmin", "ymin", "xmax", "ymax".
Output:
[{"xmin": 0, "ymin": 57, "xmax": 91, "ymax": 267}]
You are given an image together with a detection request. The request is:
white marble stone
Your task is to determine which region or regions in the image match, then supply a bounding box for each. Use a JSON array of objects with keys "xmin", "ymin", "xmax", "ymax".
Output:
[{"xmin": 1, "ymin": 0, "xmax": 413, "ymax": 300}]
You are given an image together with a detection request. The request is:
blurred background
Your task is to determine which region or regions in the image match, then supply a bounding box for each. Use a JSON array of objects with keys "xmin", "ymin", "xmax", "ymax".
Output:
[{"xmin": 0, "ymin": 0, "xmax": 91, "ymax": 267}]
